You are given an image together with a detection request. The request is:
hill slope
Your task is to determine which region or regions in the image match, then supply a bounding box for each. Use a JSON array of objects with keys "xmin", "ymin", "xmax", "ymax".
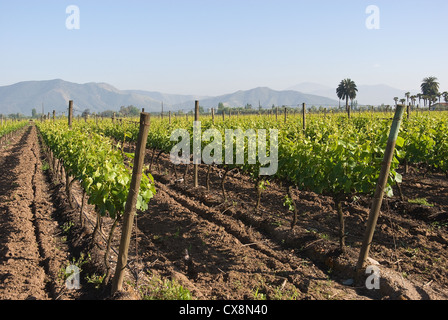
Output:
[
  {"xmin": 173, "ymin": 87, "xmax": 339, "ymax": 110},
  {"xmin": 0, "ymin": 80, "xmax": 339, "ymax": 116},
  {"xmin": 0, "ymin": 80, "xmax": 161, "ymax": 116}
]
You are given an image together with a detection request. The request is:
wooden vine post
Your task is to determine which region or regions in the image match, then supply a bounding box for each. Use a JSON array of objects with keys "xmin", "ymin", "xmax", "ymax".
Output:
[
  {"xmin": 302, "ymin": 103, "xmax": 306, "ymax": 131},
  {"xmin": 336, "ymin": 198, "xmax": 346, "ymax": 251},
  {"xmin": 356, "ymin": 105, "xmax": 405, "ymax": 273},
  {"xmin": 68, "ymin": 100, "xmax": 73, "ymax": 129},
  {"xmin": 111, "ymin": 112, "xmax": 151, "ymax": 295},
  {"xmin": 193, "ymin": 101, "xmax": 199, "ymax": 188}
]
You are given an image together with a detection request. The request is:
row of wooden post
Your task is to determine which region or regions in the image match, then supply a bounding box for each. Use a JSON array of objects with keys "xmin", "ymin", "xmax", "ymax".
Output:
[
  {"xmin": 64, "ymin": 100, "xmax": 309, "ymax": 129},
  {"xmin": 209, "ymin": 103, "xmax": 307, "ymax": 127},
  {"xmin": 195, "ymin": 102, "xmax": 307, "ymax": 129},
  {"xmin": 65, "ymin": 100, "xmax": 150, "ymax": 294},
  {"xmin": 188, "ymin": 101, "xmax": 407, "ymax": 281},
  {"xmin": 62, "ymin": 98, "xmax": 402, "ymax": 293},
  {"xmin": 3, "ymin": 100, "xmax": 419, "ymax": 128}
]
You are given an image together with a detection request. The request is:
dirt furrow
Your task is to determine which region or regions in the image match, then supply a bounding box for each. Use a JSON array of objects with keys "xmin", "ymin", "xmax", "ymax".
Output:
[
  {"xmin": 138, "ymin": 186, "xmax": 321, "ymax": 299},
  {"xmin": 29, "ymin": 126, "xmax": 83, "ymax": 300},
  {"xmin": 135, "ymin": 147, "xmax": 448, "ymax": 300},
  {"xmin": 131, "ymin": 159, "xmax": 370, "ymax": 299},
  {"xmin": 0, "ymin": 126, "xmax": 50, "ymax": 299},
  {"xmin": 0, "ymin": 125, "xmax": 85, "ymax": 300}
]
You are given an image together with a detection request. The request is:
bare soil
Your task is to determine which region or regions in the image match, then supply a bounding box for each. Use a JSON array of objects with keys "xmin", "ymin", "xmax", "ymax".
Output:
[
  {"xmin": 131, "ymin": 149, "xmax": 448, "ymax": 300},
  {"xmin": 0, "ymin": 125, "xmax": 104, "ymax": 300},
  {"xmin": 1, "ymin": 125, "xmax": 447, "ymax": 300}
]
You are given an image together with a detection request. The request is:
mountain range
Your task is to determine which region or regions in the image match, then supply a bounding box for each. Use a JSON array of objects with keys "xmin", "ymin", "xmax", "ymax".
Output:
[{"xmin": 0, "ymin": 79, "xmax": 412, "ymax": 116}]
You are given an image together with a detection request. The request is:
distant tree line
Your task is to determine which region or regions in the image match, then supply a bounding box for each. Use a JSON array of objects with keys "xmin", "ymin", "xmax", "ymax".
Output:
[
  {"xmin": 89, "ymin": 105, "xmax": 141, "ymax": 118},
  {"xmin": 2, "ymin": 112, "xmax": 27, "ymax": 120},
  {"xmin": 393, "ymin": 77, "xmax": 447, "ymax": 111}
]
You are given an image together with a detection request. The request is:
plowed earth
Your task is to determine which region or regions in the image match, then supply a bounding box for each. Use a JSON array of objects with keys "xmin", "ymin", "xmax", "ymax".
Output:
[
  {"xmin": 0, "ymin": 125, "xmax": 89, "ymax": 299},
  {"xmin": 1, "ymin": 124, "xmax": 447, "ymax": 300}
]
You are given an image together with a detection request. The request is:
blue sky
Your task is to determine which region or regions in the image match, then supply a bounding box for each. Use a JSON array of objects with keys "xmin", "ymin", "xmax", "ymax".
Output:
[{"xmin": 0, "ymin": 0, "xmax": 447, "ymax": 96}]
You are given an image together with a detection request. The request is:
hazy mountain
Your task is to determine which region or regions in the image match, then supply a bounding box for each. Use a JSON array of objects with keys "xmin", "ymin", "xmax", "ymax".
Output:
[
  {"xmin": 0, "ymin": 79, "xmax": 163, "ymax": 116},
  {"xmin": 0, "ymin": 80, "xmax": 340, "ymax": 116},
  {"xmin": 173, "ymin": 87, "xmax": 339, "ymax": 110},
  {"xmin": 288, "ymin": 82, "xmax": 418, "ymax": 106},
  {"xmin": 0, "ymin": 79, "xmax": 420, "ymax": 117},
  {"xmin": 123, "ymin": 90, "xmax": 210, "ymax": 109},
  {"xmin": 288, "ymin": 82, "xmax": 334, "ymax": 94},
  {"xmin": 356, "ymin": 85, "xmax": 417, "ymax": 106}
]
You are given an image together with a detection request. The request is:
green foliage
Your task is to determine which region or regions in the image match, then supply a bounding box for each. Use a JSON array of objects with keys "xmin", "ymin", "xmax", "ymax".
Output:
[
  {"xmin": 400, "ymin": 113, "xmax": 448, "ymax": 172},
  {"xmin": 85, "ymin": 273, "xmax": 105, "ymax": 289},
  {"xmin": 79, "ymin": 113, "xmax": 402, "ymax": 197},
  {"xmin": 283, "ymin": 195, "xmax": 294, "ymax": 212},
  {"xmin": 408, "ymin": 198, "xmax": 434, "ymax": 207},
  {"xmin": 140, "ymin": 273, "xmax": 192, "ymax": 300},
  {"xmin": 0, "ymin": 121, "xmax": 28, "ymax": 138},
  {"xmin": 42, "ymin": 111, "xmax": 448, "ymax": 201},
  {"xmin": 278, "ymin": 114, "xmax": 401, "ymax": 196},
  {"xmin": 37, "ymin": 121, "xmax": 156, "ymax": 220},
  {"xmin": 119, "ymin": 105, "xmax": 140, "ymax": 117},
  {"xmin": 421, "ymin": 77, "xmax": 440, "ymax": 99}
]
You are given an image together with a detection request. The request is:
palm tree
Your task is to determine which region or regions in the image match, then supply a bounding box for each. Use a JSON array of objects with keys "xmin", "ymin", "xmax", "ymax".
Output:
[
  {"xmin": 422, "ymin": 95, "xmax": 428, "ymax": 108},
  {"xmin": 421, "ymin": 77, "xmax": 440, "ymax": 110},
  {"xmin": 336, "ymin": 78, "xmax": 358, "ymax": 119},
  {"xmin": 443, "ymin": 91, "xmax": 448, "ymax": 103},
  {"xmin": 411, "ymin": 95, "xmax": 417, "ymax": 108},
  {"xmin": 400, "ymin": 98, "xmax": 406, "ymax": 106},
  {"xmin": 405, "ymin": 92, "xmax": 410, "ymax": 105},
  {"xmin": 394, "ymin": 97, "xmax": 399, "ymax": 107}
]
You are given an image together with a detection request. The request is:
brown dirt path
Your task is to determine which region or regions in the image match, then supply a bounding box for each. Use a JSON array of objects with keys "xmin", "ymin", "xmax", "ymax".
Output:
[{"xmin": 0, "ymin": 125, "xmax": 81, "ymax": 300}]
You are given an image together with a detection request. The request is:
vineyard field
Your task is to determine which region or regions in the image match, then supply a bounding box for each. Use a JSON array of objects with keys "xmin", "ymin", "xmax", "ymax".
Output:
[{"xmin": 1, "ymin": 111, "xmax": 447, "ymax": 301}]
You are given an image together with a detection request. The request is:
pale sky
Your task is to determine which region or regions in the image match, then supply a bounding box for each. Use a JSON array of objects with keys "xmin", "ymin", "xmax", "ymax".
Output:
[{"xmin": 1, "ymin": 0, "xmax": 447, "ymax": 95}]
